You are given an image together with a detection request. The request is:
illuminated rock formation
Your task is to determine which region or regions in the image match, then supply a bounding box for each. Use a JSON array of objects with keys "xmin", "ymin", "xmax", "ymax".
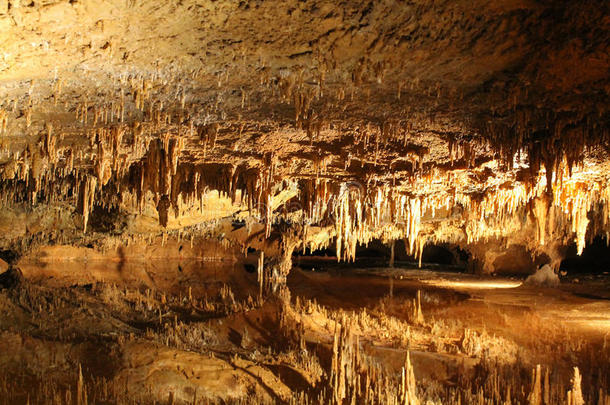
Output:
[{"xmin": 0, "ymin": 0, "xmax": 607, "ymax": 274}]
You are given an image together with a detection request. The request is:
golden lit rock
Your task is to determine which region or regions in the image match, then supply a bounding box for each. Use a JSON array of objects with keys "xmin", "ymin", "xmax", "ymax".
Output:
[{"xmin": 0, "ymin": 0, "xmax": 607, "ymax": 403}]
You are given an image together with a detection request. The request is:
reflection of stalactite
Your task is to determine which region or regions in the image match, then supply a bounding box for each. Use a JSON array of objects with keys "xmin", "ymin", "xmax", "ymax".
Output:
[
  {"xmin": 330, "ymin": 317, "xmax": 359, "ymax": 404},
  {"xmin": 400, "ymin": 351, "xmax": 419, "ymax": 405}
]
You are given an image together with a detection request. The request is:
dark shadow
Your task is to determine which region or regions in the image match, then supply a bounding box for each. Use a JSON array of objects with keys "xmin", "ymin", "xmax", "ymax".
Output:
[{"xmin": 560, "ymin": 236, "xmax": 610, "ymax": 274}]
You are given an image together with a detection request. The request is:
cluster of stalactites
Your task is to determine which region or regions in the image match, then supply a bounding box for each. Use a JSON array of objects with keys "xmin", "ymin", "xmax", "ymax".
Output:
[
  {"xmin": 300, "ymin": 179, "xmax": 334, "ymax": 224},
  {"xmin": 553, "ymin": 180, "xmax": 596, "ymax": 255},
  {"xmin": 302, "ymin": 167, "xmax": 610, "ymax": 264},
  {"xmin": 0, "ymin": 121, "xmax": 80, "ymax": 205},
  {"xmin": 0, "ymin": 92, "xmax": 155, "ymax": 224},
  {"xmin": 0, "ymin": 119, "xmax": 279, "ymax": 233},
  {"xmin": 457, "ymin": 166, "xmax": 610, "ymax": 254},
  {"xmin": 315, "ymin": 182, "xmax": 429, "ymax": 264},
  {"xmin": 480, "ymin": 103, "xmax": 609, "ymax": 181},
  {"xmin": 122, "ymin": 137, "xmax": 281, "ymax": 230}
]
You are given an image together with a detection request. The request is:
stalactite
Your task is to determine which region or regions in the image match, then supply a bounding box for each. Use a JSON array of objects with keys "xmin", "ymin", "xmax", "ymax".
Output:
[
  {"xmin": 0, "ymin": 109, "xmax": 7, "ymax": 134},
  {"xmin": 157, "ymin": 195, "xmax": 171, "ymax": 227},
  {"xmin": 532, "ymin": 196, "xmax": 550, "ymax": 246},
  {"xmin": 77, "ymin": 175, "xmax": 98, "ymax": 233},
  {"xmin": 0, "ymin": 70, "xmax": 606, "ymax": 273},
  {"xmin": 257, "ymin": 251, "xmax": 264, "ymax": 300}
]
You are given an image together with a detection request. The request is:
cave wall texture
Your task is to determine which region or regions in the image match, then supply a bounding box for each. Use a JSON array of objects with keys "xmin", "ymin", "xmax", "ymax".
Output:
[{"xmin": 0, "ymin": 0, "xmax": 608, "ymax": 273}]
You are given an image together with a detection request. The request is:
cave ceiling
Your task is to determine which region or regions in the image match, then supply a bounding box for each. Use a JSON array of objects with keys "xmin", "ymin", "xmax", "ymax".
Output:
[{"xmin": 0, "ymin": 0, "xmax": 608, "ymax": 269}]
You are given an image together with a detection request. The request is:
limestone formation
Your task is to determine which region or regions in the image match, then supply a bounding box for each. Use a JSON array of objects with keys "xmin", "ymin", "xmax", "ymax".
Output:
[{"xmin": 0, "ymin": 1, "xmax": 608, "ymax": 404}]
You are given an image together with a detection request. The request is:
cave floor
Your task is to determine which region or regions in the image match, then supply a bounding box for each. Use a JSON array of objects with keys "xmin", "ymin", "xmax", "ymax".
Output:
[{"xmin": 0, "ymin": 261, "xmax": 608, "ymax": 404}]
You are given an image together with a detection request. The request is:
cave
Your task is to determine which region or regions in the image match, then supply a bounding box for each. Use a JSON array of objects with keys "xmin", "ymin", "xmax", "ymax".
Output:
[{"xmin": 0, "ymin": 0, "xmax": 608, "ymax": 403}]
